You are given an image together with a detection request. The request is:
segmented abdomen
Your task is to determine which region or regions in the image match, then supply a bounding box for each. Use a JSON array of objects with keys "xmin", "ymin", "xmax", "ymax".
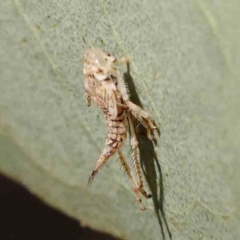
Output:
[
  {"xmin": 91, "ymin": 78, "xmax": 128, "ymax": 150},
  {"xmin": 105, "ymin": 108, "xmax": 128, "ymax": 150}
]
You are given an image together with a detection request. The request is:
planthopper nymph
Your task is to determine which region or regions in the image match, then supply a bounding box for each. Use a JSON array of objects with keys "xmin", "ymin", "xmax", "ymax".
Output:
[{"xmin": 83, "ymin": 48, "xmax": 157, "ymax": 210}]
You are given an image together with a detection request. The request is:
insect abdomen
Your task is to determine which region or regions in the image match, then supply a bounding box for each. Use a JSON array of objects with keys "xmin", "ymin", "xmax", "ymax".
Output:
[{"xmin": 105, "ymin": 109, "xmax": 128, "ymax": 149}]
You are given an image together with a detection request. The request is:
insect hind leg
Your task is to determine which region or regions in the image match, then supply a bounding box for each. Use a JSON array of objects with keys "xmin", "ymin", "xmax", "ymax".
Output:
[
  {"xmin": 128, "ymin": 113, "xmax": 152, "ymax": 200},
  {"xmin": 118, "ymin": 150, "xmax": 147, "ymax": 210}
]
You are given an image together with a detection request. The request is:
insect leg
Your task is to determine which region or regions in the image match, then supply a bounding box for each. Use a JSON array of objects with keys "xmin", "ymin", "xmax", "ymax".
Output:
[
  {"xmin": 128, "ymin": 113, "xmax": 152, "ymax": 199},
  {"xmin": 117, "ymin": 150, "xmax": 146, "ymax": 210},
  {"xmin": 116, "ymin": 74, "xmax": 157, "ymax": 139},
  {"xmin": 117, "ymin": 75, "xmax": 131, "ymax": 103},
  {"xmin": 85, "ymin": 91, "xmax": 91, "ymax": 107},
  {"xmin": 117, "ymin": 74, "xmax": 156, "ymax": 138},
  {"xmin": 126, "ymin": 101, "xmax": 156, "ymax": 142},
  {"xmin": 88, "ymin": 146, "xmax": 116, "ymax": 184},
  {"xmin": 114, "ymin": 57, "xmax": 130, "ymax": 65}
]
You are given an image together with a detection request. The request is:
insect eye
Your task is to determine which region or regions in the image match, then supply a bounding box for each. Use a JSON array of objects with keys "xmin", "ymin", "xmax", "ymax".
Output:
[{"xmin": 107, "ymin": 53, "xmax": 111, "ymax": 56}]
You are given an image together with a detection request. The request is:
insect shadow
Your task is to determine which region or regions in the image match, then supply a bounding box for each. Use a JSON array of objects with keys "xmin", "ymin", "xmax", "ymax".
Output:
[{"xmin": 124, "ymin": 64, "xmax": 172, "ymax": 240}]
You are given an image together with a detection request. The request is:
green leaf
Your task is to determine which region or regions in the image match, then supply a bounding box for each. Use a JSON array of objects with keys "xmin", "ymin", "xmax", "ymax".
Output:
[{"xmin": 1, "ymin": 0, "xmax": 240, "ymax": 239}]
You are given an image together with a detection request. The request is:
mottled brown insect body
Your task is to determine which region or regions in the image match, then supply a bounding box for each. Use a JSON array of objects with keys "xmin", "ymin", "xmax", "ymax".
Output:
[{"xmin": 83, "ymin": 48, "xmax": 157, "ymax": 210}]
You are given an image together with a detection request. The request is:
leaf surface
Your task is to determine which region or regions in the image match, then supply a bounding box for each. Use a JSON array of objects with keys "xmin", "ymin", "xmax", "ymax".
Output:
[{"xmin": 0, "ymin": 0, "xmax": 240, "ymax": 239}]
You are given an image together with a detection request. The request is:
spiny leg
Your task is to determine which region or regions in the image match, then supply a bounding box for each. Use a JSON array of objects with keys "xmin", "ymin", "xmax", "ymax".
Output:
[
  {"xmin": 128, "ymin": 104, "xmax": 159, "ymax": 156},
  {"xmin": 128, "ymin": 113, "xmax": 152, "ymax": 199},
  {"xmin": 126, "ymin": 100, "xmax": 157, "ymax": 143},
  {"xmin": 117, "ymin": 150, "xmax": 146, "ymax": 210},
  {"xmin": 88, "ymin": 145, "xmax": 116, "ymax": 184},
  {"xmin": 116, "ymin": 73, "xmax": 157, "ymax": 141},
  {"xmin": 114, "ymin": 57, "xmax": 156, "ymax": 136}
]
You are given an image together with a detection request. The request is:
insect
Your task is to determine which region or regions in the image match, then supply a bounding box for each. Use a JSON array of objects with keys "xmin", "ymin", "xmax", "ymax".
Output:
[{"xmin": 83, "ymin": 48, "xmax": 157, "ymax": 210}]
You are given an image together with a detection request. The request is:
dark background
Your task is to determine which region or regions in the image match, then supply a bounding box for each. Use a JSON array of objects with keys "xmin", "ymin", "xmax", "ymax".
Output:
[{"xmin": 0, "ymin": 174, "xmax": 120, "ymax": 240}]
